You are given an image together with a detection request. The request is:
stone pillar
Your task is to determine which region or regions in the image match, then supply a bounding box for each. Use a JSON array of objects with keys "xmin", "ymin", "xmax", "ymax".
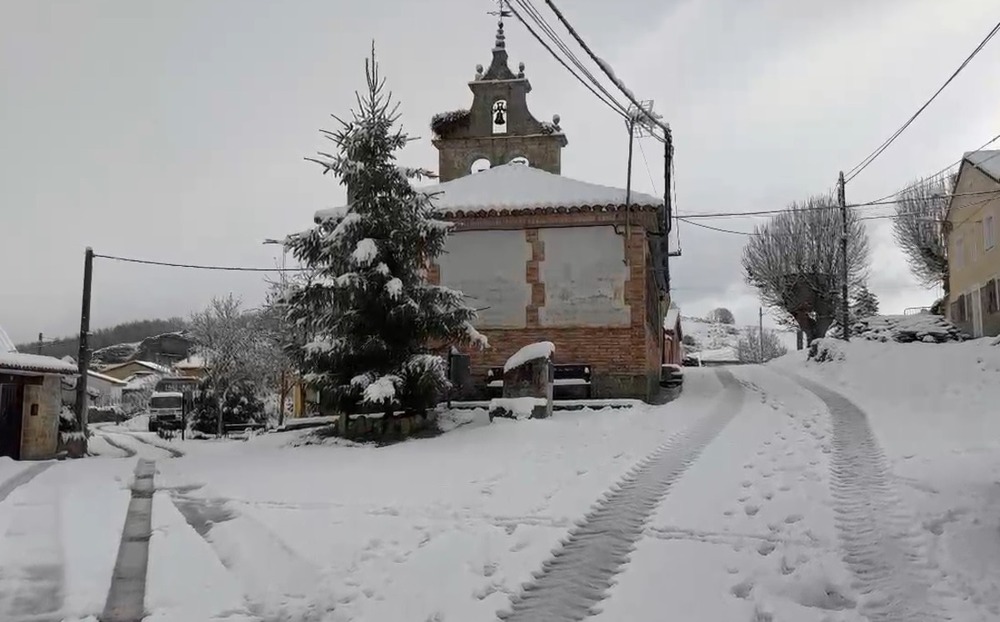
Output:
[{"xmin": 489, "ymin": 342, "xmax": 554, "ymax": 420}]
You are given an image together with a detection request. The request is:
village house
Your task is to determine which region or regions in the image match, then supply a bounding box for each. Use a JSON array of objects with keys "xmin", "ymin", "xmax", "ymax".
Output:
[
  {"xmin": 946, "ymin": 150, "xmax": 1000, "ymax": 338},
  {"xmin": 1, "ymin": 324, "xmax": 78, "ymax": 460},
  {"xmin": 662, "ymin": 307, "xmax": 684, "ymax": 367},
  {"xmin": 173, "ymin": 354, "xmax": 209, "ymax": 380},
  {"xmin": 315, "ymin": 20, "xmax": 672, "ymax": 400},
  {"xmin": 97, "ymin": 359, "xmax": 171, "ymax": 382}
]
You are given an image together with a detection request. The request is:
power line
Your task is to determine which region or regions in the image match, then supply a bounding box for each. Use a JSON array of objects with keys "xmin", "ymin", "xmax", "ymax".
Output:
[
  {"xmin": 93, "ymin": 253, "xmax": 307, "ymax": 272},
  {"xmin": 637, "ymin": 139, "xmax": 657, "ymax": 194},
  {"xmin": 677, "ymin": 188, "xmax": 1000, "ymax": 220},
  {"xmin": 505, "ymin": 0, "xmax": 629, "ymax": 121},
  {"xmin": 844, "ymin": 19, "xmax": 1000, "ymax": 183},
  {"xmin": 861, "ymin": 132, "xmax": 1000, "ymax": 206},
  {"xmin": 538, "ymin": 0, "xmax": 669, "ymax": 140},
  {"xmin": 511, "ymin": 0, "xmax": 630, "ymax": 117}
]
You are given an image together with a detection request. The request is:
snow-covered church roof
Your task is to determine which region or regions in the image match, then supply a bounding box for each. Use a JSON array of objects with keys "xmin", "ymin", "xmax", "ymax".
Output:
[{"xmin": 314, "ymin": 162, "xmax": 663, "ymax": 222}]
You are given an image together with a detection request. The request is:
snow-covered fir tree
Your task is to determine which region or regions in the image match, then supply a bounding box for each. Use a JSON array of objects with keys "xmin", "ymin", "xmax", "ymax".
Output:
[
  {"xmin": 283, "ymin": 47, "xmax": 486, "ymax": 418},
  {"xmin": 851, "ymin": 285, "xmax": 880, "ymax": 320}
]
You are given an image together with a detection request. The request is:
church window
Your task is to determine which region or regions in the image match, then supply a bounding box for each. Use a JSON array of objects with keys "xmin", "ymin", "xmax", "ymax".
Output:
[{"xmin": 471, "ymin": 157, "xmax": 492, "ymax": 174}]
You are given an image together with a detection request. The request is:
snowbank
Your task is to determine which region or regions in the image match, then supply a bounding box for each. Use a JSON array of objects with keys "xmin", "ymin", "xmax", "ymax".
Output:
[
  {"xmin": 773, "ymin": 338, "xmax": 1000, "ymax": 611},
  {"xmin": 489, "ymin": 397, "xmax": 546, "ymax": 419},
  {"xmin": 850, "ymin": 314, "xmax": 967, "ymax": 343}
]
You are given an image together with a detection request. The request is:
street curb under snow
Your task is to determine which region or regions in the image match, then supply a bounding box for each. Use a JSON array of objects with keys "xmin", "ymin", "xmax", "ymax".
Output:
[
  {"xmin": 791, "ymin": 374, "xmax": 944, "ymax": 622},
  {"xmin": 497, "ymin": 369, "xmax": 745, "ymax": 622}
]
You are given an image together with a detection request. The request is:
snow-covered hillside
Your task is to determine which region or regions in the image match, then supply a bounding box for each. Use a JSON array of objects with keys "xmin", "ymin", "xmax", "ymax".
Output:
[{"xmin": 682, "ymin": 315, "xmax": 798, "ymax": 362}]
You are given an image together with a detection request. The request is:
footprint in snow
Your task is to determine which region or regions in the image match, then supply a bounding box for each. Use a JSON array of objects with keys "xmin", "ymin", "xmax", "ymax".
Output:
[
  {"xmin": 745, "ymin": 504, "xmax": 760, "ymax": 516},
  {"xmin": 757, "ymin": 541, "xmax": 776, "ymax": 556},
  {"xmin": 731, "ymin": 579, "xmax": 754, "ymax": 599},
  {"xmin": 738, "ymin": 495, "xmax": 750, "ymax": 502},
  {"xmin": 741, "ymin": 481, "xmax": 753, "ymax": 488},
  {"xmin": 784, "ymin": 514, "xmax": 803, "ymax": 524},
  {"xmin": 762, "ymin": 491, "xmax": 774, "ymax": 501}
]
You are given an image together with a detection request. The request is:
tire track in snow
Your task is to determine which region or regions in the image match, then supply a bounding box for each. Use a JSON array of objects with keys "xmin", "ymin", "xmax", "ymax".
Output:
[
  {"xmin": 0, "ymin": 462, "xmax": 53, "ymax": 503},
  {"xmin": 92, "ymin": 429, "xmax": 137, "ymax": 458},
  {"xmin": 95, "ymin": 425, "xmax": 184, "ymax": 459},
  {"xmin": 791, "ymin": 374, "xmax": 944, "ymax": 622},
  {"xmin": 497, "ymin": 369, "xmax": 744, "ymax": 622}
]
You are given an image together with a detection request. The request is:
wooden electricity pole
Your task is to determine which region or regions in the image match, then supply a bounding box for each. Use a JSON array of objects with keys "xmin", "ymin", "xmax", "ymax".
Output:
[
  {"xmin": 838, "ymin": 172, "xmax": 850, "ymax": 341},
  {"xmin": 758, "ymin": 307, "xmax": 765, "ymax": 363},
  {"xmin": 74, "ymin": 247, "xmax": 94, "ymax": 453}
]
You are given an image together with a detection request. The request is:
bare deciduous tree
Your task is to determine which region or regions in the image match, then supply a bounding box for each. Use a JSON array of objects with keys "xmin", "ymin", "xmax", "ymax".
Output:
[
  {"xmin": 742, "ymin": 194, "xmax": 870, "ymax": 343},
  {"xmin": 707, "ymin": 307, "xmax": 736, "ymax": 324},
  {"xmin": 736, "ymin": 327, "xmax": 788, "ymax": 363},
  {"xmin": 189, "ymin": 295, "xmax": 287, "ymax": 434},
  {"xmin": 892, "ymin": 174, "xmax": 951, "ymax": 293}
]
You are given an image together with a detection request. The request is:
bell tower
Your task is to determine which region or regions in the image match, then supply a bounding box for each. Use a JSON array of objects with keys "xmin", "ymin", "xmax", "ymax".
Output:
[{"xmin": 431, "ymin": 4, "xmax": 568, "ymax": 182}]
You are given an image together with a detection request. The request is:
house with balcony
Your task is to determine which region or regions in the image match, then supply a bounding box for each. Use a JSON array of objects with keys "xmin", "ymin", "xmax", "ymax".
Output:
[{"xmin": 946, "ymin": 150, "xmax": 1000, "ymax": 337}]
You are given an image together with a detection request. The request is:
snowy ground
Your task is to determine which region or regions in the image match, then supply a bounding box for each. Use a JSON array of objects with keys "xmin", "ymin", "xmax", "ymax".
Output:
[{"xmin": 0, "ymin": 341, "xmax": 998, "ymax": 621}]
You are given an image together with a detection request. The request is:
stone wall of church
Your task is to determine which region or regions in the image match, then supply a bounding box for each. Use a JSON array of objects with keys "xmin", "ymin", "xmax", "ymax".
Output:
[
  {"xmin": 435, "ymin": 135, "xmax": 563, "ymax": 182},
  {"xmin": 432, "ymin": 216, "xmax": 663, "ymax": 401}
]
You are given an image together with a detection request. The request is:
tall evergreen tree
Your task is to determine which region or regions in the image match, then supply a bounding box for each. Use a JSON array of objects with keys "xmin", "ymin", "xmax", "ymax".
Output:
[
  {"xmin": 851, "ymin": 285, "xmax": 880, "ymax": 320},
  {"xmin": 283, "ymin": 46, "xmax": 486, "ymax": 418}
]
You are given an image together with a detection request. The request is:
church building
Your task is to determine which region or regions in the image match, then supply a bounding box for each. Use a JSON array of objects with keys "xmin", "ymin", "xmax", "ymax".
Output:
[
  {"xmin": 423, "ymin": 20, "xmax": 671, "ymax": 400},
  {"xmin": 314, "ymin": 19, "xmax": 672, "ymax": 401}
]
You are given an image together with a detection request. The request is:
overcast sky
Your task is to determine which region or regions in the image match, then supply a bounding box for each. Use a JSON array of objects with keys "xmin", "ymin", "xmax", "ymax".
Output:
[{"xmin": 2, "ymin": 0, "xmax": 999, "ymax": 344}]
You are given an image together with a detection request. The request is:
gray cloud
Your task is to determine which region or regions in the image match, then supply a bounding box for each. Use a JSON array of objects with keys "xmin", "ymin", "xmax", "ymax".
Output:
[{"xmin": 2, "ymin": 0, "xmax": 998, "ymax": 342}]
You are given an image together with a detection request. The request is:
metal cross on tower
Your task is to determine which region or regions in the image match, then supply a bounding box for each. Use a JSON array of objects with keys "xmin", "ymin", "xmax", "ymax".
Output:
[{"xmin": 488, "ymin": 0, "xmax": 512, "ymax": 24}]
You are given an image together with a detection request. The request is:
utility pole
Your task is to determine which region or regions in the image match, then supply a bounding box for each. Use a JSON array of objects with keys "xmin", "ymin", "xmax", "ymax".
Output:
[
  {"xmin": 74, "ymin": 247, "xmax": 94, "ymax": 455},
  {"xmin": 837, "ymin": 171, "xmax": 850, "ymax": 341},
  {"xmin": 758, "ymin": 307, "xmax": 764, "ymax": 363},
  {"xmin": 623, "ymin": 113, "xmax": 636, "ymax": 255},
  {"xmin": 37, "ymin": 333, "xmax": 43, "ymax": 355}
]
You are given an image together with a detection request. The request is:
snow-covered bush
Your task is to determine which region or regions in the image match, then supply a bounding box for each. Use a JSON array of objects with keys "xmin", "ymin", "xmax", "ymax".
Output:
[
  {"xmin": 283, "ymin": 47, "xmax": 485, "ymax": 424},
  {"xmin": 808, "ymin": 338, "xmax": 845, "ymax": 363},
  {"xmin": 191, "ymin": 378, "xmax": 264, "ymax": 435},
  {"xmin": 736, "ymin": 327, "xmax": 788, "ymax": 363}
]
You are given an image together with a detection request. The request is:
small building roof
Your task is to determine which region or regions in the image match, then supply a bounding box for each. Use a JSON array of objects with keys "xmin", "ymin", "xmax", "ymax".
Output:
[
  {"xmin": 0, "ymin": 323, "xmax": 78, "ymax": 375},
  {"xmin": 100, "ymin": 360, "xmax": 171, "ymax": 375},
  {"xmin": 964, "ymin": 150, "xmax": 1000, "ymax": 182},
  {"xmin": 174, "ymin": 354, "xmax": 207, "ymax": 370},
  {"xmin": 0, "ymin": 352, "xmax": 79, "ymax": 376},
  {"xmin": 314, "ymin": 162, "xmax": 663, "ymax": 221},
  {"xmin": 88, "ymin": 370, "xmax": 128, "ymax": 386}
]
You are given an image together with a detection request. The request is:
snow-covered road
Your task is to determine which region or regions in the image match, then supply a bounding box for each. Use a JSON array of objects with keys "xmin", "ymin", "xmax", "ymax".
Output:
[{"xmin": 0, "ymin": 353, "xmax": 997, "ymax": 621}]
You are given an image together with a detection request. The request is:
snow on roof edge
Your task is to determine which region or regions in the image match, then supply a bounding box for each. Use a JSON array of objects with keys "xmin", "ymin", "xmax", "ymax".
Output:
[
  {"xmin": 0, "ymin": 352, "xmax": 79, "ymax": 375},
  {"xmin": 313, "ymin": 163, "xmax": 663, "ymax": 222}
]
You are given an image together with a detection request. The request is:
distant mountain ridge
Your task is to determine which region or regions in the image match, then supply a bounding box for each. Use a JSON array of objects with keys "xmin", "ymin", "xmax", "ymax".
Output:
[{"xmin": 18, "ymin": 317, "xmax": 189, "ymax": 361}]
